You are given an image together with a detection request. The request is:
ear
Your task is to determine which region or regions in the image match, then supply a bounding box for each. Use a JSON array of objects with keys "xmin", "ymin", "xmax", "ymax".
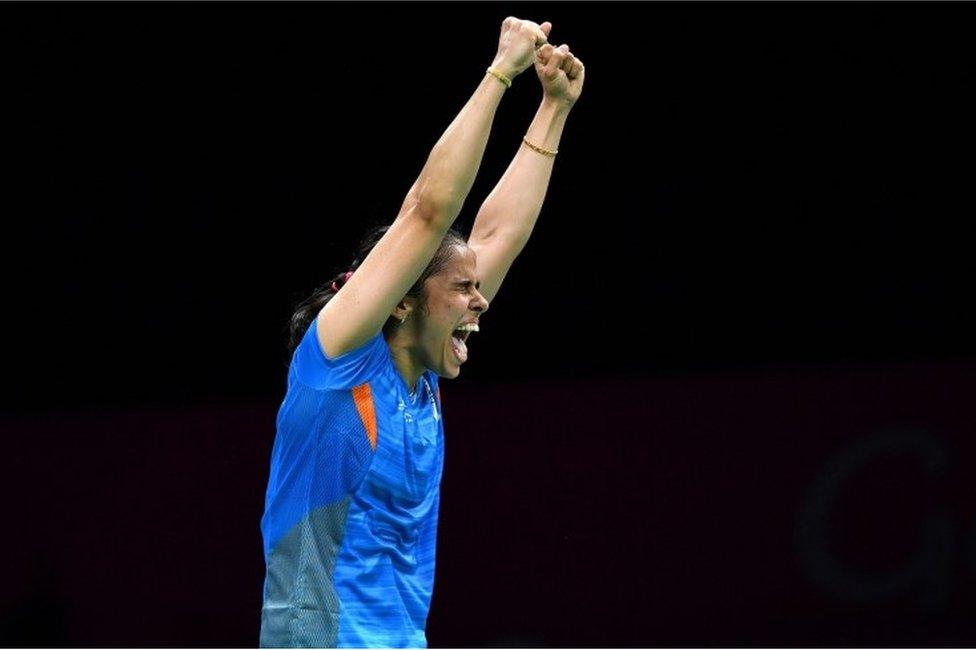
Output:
[{"xmin": 392, "ymin": 297, "xmax": 415, "ymax": 323}]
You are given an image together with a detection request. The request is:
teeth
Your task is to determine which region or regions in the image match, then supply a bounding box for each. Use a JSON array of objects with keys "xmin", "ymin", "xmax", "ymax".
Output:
[{"xmin": 455, "ymin": 323, "xmax": 479, "ymax": 332}]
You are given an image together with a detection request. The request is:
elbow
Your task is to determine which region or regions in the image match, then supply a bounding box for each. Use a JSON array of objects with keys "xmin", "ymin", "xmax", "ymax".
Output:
[{"xmin": 404, "ymin": 184, "xmax": 463, "ymax": 227}]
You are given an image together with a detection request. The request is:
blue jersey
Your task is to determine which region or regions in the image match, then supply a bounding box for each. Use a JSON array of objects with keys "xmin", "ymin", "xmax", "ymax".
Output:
[{"xmin": 260, "ymin": 318, "xmax": 444, "ymax": 648}]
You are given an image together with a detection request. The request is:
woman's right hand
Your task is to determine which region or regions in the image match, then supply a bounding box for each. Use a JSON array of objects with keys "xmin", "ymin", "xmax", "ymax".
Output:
[{"xmin": 491, "ymin": 17, "xmax": 551, "ymax": 81}]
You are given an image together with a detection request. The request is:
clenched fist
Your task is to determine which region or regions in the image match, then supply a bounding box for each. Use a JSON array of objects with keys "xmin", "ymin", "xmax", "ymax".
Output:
[
  {"xmin": 535, "ymin": 42, "xmax": 585, "ymax": 107},
  {"xmin": 491, "ymin": 17, "xmax": 552, "ymax": 81}
]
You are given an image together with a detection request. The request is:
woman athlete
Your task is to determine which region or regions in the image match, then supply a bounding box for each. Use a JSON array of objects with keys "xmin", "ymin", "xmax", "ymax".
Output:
[{"xmin": 260, "ymin": 16, "xmax": 585, "ymax": 648}]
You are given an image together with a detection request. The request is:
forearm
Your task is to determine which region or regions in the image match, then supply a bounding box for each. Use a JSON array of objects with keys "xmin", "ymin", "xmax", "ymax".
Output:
[
  {"xmin": 408, "ymin": 71, "xmax": 509, "ymax": 226},
  {"xmin": 470, "ymin": 97, "xmax": 571, "ymax": 244}
]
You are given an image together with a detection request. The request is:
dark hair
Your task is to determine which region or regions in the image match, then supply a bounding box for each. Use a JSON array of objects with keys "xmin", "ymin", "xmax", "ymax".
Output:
[{"xmin": 287, "ymin": 225, "xmax": 468, "ymax": 352}]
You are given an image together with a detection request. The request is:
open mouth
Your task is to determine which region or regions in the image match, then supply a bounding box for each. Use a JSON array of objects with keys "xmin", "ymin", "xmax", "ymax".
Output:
[{"xmin": 450, "ymin": 323, "xmax": 478, "ymax": 363}]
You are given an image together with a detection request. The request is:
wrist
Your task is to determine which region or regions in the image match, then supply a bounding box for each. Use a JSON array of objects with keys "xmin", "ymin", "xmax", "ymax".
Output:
[
  {"xmin": 489, "ymin": 58, "xmax": 521, "ymax": 82},
  {"xmin": 541, "ymin": 94, "xmax": 575, "ymax": 113},
  {"xmin": 539, "ymin": 97, "xmax": 574, "ymax": 127},
  {"xmin": 486, "ymin": 66, "xmax": 512, "ymax": 89}
]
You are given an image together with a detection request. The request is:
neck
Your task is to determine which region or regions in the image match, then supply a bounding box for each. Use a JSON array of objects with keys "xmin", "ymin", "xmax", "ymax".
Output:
[{"xmin": 387, "ymin": 331, "xmax": 425, "ymax": 395}]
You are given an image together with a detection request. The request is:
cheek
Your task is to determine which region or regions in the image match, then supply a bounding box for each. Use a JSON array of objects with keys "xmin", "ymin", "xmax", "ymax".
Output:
[{"xmin": 423, "ymin": 314, "xmax": 453, "ymax": 344}]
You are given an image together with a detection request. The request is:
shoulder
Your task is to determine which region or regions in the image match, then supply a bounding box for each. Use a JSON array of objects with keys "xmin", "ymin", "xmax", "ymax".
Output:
[{"xmin": 291, "ymin": 317, "xmax": 391, "ymax": 391}]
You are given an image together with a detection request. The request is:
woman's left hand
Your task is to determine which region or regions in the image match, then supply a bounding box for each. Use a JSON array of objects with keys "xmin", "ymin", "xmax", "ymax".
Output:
[{"xmin": 535, "ymin": 43, "xmax": 585, "ymax": 108}]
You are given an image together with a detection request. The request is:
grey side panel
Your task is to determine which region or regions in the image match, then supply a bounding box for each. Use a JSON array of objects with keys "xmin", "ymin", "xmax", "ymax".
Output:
[{"xmin": 260, "ymin": 498, "xmax": 351, "ymax": 648}]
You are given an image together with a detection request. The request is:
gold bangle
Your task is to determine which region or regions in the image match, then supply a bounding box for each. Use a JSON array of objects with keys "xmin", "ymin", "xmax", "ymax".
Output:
[
  {"xmin": 522, "ymin": 135, "xmax": 557, "ymax": 157},
  {"xmin": 485, "ymin": 66, "xmax": 512, "ymax": 88}
]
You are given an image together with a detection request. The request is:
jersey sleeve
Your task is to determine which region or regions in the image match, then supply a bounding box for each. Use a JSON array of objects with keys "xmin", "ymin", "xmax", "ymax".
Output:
[{"xmin": 291, "ymin": 316, "xmax": 387, "ymax": 390}]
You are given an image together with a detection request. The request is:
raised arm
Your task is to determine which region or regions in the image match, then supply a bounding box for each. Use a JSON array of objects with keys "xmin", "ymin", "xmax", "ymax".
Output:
[
  {"xmin": 468, "ymin": 40, "xmax": 585, "ymax": 304},
  {"xmin": 318, "ymin": 18, "xmax": 550, "ymax": 359}
]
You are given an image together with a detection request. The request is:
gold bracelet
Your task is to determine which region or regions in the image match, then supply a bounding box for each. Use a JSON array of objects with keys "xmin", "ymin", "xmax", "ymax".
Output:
[
  {"xmin": 485, "ymin": 66, "xmax": 512, "ymax": 88},
  {"xmin": 522, "ymin": 135, "xmax": 557, "ymax": 157}
]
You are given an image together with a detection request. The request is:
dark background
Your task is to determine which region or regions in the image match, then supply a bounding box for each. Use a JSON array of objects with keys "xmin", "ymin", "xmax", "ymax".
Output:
[{"xmin": 3, "ymin": 2, "xmax": 976, "ymax": 646}]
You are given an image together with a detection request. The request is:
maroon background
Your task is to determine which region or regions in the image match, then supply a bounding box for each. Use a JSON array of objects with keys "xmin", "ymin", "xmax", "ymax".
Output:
[{"xmin": 6, "ymin": 362, "xmax": 976, "ymax": 645}]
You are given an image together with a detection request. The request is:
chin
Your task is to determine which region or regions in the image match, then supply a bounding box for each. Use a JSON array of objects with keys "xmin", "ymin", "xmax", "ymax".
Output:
[
  {"xmin": 443, "ymin": 365, "xmax": 461, "ymax": 379},
  {"xmin": 439, "ymin": 359, "xmax": 461, "ymax": 379}
]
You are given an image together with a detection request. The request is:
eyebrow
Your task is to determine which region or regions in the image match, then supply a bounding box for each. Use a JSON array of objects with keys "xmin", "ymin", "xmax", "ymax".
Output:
[{"xmin": 454, "ymin": 278, "xmax": 481, "ymax": 289}]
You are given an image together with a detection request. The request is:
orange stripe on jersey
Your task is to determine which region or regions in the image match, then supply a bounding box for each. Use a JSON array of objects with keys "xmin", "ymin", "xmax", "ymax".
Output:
[{"xmin": 351, "ymin": 383, "xmax": 378, "ymax": 451}]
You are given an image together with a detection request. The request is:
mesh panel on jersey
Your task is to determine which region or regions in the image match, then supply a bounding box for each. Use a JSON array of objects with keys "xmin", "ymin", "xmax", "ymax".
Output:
[
  {"xmin": 261, "ymin": 382, "xmax": 379, "ymax": 647},
  {"xmin": 260, "ymin": 499, "xmax": 351, "ymax": 647}
]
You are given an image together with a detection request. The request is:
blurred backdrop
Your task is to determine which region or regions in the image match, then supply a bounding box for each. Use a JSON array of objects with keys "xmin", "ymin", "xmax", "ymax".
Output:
[{"xmin": 3, "ymin": 2, "xmax": 976, "ymax": 646}]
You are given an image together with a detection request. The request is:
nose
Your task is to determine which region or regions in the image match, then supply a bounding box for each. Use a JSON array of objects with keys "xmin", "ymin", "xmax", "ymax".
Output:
[{"xmin": 471, "ymin": 287, "xmax": 489, "ymax": 314}]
